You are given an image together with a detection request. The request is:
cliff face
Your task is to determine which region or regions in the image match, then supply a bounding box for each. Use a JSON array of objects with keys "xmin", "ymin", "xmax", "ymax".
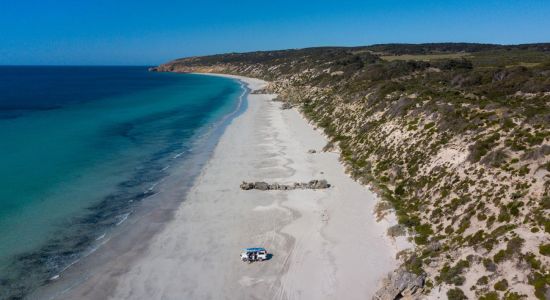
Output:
[{"xmin": 156, "ymin": 44, "xmax": 550, "ymax": 299}]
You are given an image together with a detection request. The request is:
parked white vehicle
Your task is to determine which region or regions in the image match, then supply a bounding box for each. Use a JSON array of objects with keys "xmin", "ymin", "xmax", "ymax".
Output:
[{"xmin": 240, "ymin": 248, "xmax": 268, "ymax": 263}]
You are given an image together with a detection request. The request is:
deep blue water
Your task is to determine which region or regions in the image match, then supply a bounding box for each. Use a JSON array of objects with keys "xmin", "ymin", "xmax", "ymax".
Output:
[
  {"xmin": 0, "ymin": 66, "xmax": 244, "ymax": 298},
  {"xmin": 0, "ymin": 66, "xmax": 191, "ymax": 118}
]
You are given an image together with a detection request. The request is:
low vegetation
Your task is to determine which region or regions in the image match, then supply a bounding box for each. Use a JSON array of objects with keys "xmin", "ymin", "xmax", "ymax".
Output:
[{"xmin": 380, "ymin": 53, "xmax": 470, "ymax": 62}]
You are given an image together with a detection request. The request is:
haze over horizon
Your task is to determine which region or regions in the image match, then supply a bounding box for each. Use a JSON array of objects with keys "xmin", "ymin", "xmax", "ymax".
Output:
[{"xmin": 1, "ymin": 0, "xmax": 550, "ymax": 65}]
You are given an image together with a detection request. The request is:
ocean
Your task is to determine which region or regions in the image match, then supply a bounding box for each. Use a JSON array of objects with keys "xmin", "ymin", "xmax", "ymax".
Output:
[{"xmin": 0, "ymin": 66, "xmax": 245, "ymax": 298}]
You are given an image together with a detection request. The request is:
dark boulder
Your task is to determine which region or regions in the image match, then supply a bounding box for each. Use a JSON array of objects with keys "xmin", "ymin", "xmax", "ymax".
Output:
[
  {"xmin": 308, "ymin": 179, "xmax": 330, "ymax": 189},
  {"xmin": 281, "ymin": 102, "xmax": 293, "ymax": 110},
  {"xmin": 240, "ymin": 182, "xmax": 255, "ymax": 190},
  {"xmin": 254, "ymin": 182, "xmax": 269, "ymax": 190}
]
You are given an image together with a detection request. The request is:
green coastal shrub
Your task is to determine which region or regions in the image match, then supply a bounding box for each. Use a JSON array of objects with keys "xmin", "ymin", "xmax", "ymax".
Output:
[
  {"xmin": 494, "ymin": 249, "xmax": 507, "ymax": 263},
  {"xmin": 469, "ymin": 133, "xmax": 501, "ymax": 162},
  {"xmin": 541, "ymin": 196, "xmax": 550, "ymax": 209},
  {"xmin": 494, "ymin": 236, "xmax": 524, "ymax": 263},
  {"xmin": 414, "ymin": 223, "xmax": 433, "ymax": 245},
  {"xmin": 438, "ymin": 260, "xmax": 469, "ymax": 285},
  {"xmin": 486, "ymin": 216, "xmax": 496, "ymax": 228},
  {"xmin": 504, "ymin": 292, "xmax": 526, "ymax": 300},
  {"xmin": 447, "ymin": 288, "xmax": 467, "ymax": 300},
  {"xmin": 523, "ymin": 252, "xmax": 542, "ymax": 270},
  {"xmin": 469, "ymin": 230, "xmax": 485, "ymax": 246},
  {"xmin": 404, "ymin": 254, "xmax": 424, "ymax": 275},
  {"xmin": 494, "ymin": 279, "xmax": 508, "ymax": 291},
  {"xmin": 530, "ymin": 271, "xmax": 550, "ymax": 300},
  {"xmin": 477, "ymin": 276, "xmax": 489, "ymax": 285},
  {"xmin": 498, "ymin": 205, "xmax": 511, "ymax": 222},
  {"xmin": 539, "ymin": 243, "xmax": 550, "ymax": 256}
]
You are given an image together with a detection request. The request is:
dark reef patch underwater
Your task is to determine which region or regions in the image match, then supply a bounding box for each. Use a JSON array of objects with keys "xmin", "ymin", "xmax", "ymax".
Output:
[{"xmin": 0, "ymin": 67, "xmax": 245, "ymax": 299}]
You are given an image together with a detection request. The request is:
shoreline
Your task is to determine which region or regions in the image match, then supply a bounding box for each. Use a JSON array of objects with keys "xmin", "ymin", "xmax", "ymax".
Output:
[
  {"xmin": 27, "ymin": 74, "xmax": 250, "ymax": 300},
  {"xmin": 50, "ymin": 74, "xmax": 406, "ymax": 299}
]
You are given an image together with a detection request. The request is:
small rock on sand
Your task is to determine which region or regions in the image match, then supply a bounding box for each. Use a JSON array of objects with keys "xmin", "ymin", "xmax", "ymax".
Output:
[{"xmin": 280, "ymin": 102, "xmax": 293, "ymax": 110}]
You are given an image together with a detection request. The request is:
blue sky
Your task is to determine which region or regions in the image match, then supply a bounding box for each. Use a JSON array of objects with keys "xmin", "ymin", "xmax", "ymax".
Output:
[{"xmin": 1, "ymin": 0, "xmax": 549, "ymax": 65}]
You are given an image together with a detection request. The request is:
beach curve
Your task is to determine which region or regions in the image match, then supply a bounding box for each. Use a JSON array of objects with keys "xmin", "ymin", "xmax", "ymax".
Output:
[{"xmin": 55, "ymin": 74, "xmax": 405, "ymax": 300}]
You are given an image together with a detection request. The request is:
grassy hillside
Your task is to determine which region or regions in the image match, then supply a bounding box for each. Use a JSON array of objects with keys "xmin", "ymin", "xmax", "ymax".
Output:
[{"xmin": 155, "ymin": 43, "xmax": 550, "ymax": 299}]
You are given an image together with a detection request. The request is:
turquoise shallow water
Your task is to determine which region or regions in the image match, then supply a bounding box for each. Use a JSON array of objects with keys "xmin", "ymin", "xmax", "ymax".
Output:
[{"xmin": 0, "ymin": 67, "xmax": 244, "ymax": 298}]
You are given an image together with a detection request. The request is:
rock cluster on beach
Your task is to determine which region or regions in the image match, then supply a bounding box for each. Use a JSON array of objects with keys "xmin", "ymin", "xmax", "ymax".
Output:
[
  {"xmin": 240, "ymin": 179, "xmax": 330, "ymax": 191},
  {"xmin": 373, "ymin": 268, "xmax": 425, "ymax": 300}
]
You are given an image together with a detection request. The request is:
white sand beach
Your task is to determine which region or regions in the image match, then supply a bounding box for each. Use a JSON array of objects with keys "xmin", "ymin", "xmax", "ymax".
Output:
[{"xmin": 58, "ymin": 74, "xmax": 404, "ymax": 300}]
